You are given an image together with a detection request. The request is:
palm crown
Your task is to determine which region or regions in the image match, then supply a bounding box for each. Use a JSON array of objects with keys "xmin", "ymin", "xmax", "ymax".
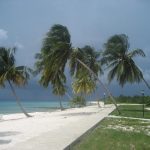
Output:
[
  {"xmin": 35, "ymin": 24, "xmax": 71, "ymax": 90},
  {"xmin": 102, "ymin": 34, "xmax": 148, "ymax": 87},
  {"xmin": 0, "ymin": 47, "xmax": 30, "ymax": 86}
]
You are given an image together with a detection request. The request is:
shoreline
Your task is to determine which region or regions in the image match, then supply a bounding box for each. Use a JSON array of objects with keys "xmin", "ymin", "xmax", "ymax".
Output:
[
  {"xmin": 0, "ymin": 103, "xmax": 114, "ymax": 150},
  {"xmin": 0, "ymin": 100, "xmax": 99, "ymax": 116},
  {"xmin": 0, "ymin": 101, "xmax": 104, "ymax": 120}
]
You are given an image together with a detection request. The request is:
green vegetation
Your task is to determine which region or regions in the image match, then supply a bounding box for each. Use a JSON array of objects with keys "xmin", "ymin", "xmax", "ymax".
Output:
[
  {"xmin": 72, "ymin": 118, "xmax": 150, "ymax": 150},
  {"xmin": 35, "ymin": 24, "xmax": 150, "ymax": 112},
  {"xmin": 0, "ymin": 47, "xmax": 32, "ymax": 117},
  {"xmin": 102, "ymin": 34, "xmax": 150, "ymax": 89},
  {"xmin": 105, "ymin": 96, "xmax": 150, "ymax": 105},
  {"xmin": 71, "ymin": 46, "xmax": 103, "ymax": 107},
  {"xmin": 70, "ymin": 96, "xmax": 86, "ymax": 107},
  {"xmin": 71, "ymin": 47, "xmax": 101, "ymax": 105},
  {"xmin": 35, "ymin": 24, "xmax": 106, "ymax": 109},
  {"xmin": 1, "ymin": 24, "xmax": 149, "ymax": 116},
  {"xmin": 35, "ymin": 24, "xmax": 71, "ymax": 110},
  {"xmin": 111, "ymin": 105, "xmax": 150, "ymax": 119}
]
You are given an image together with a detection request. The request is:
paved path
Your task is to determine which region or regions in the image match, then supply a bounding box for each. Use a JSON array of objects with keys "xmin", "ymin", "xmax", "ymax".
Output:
[{"xmin": 3, "ymin": 105, "xmax": 115, "ymax": 150}]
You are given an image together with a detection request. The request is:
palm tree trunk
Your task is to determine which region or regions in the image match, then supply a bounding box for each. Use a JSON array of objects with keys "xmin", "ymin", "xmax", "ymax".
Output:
[
  {"xmin": 97, "ymin": 98, "xmax": 100, "ymax": 108},
  {"xmin": 80, "ymin": 92, "xmax": 86, "ymax": 107},
  {"xmin": 96, "ymin": 88, "xmax": 101, "ymax": 108},
  {"xmin": 142, "ymin": 77, "xmax": 150, "ymax": 89},
  {"xmin": 121, "ymin": 87, "xmax": 124, "ymax": 96},
  {"xmin": 76, "ymin": 58, "xmax": 121, "ymax": 114},
  {"xmin": 8, "ymin": 80, "xmax": 32, "ymax": 117},
  {"xmin": 59, "ymin": 97, "xmax": 63, "ymax": 111}
]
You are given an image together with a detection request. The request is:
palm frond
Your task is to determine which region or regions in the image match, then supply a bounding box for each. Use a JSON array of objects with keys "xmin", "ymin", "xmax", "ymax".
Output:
[
  {"xmin": 128, "ymin": 49, "xmax": 146, "ymax": 58},
  {"xmin": 0, "ymin": 47, "xmax": 31, "ymax": 87}
]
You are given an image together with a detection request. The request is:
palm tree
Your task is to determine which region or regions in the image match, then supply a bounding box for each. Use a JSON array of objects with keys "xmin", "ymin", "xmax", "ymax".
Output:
[
  {"xmin": 35, "ymin": 24, "xmax": 71, "ymax": 110},
  {"xmin": 0, "ymin": 47, "xmax": 32, "ymax": 117},
  {"xmin": 35, "ymin": 24, "xmax": 120, "ymax": 114},
  {"xmin": 102, "ymin": 34, "xmax": 150, "ymax": 89},
  {"xmin": 76, "ymin": 55, "xmax": 121, "ymax": 113},
  {"xmin": 69, "ymin": 47, "xmax": 120, "ymax": 112},
  {"xmin": 70, "ymin": 46, "xmax": 102, "ymax": 107}
]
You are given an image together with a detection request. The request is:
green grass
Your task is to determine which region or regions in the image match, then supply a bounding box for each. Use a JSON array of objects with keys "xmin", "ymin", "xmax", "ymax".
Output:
[
  {"xmin": 104, "ymin": 96, "xmax": 150, "ymax": 105},
  {"xmin": 111, "ymin": 105, "xmax": 150, "ymax": 119},
  {"xmin": 72, "ymin": 118, "xmax": 150, "ymax": 150}
]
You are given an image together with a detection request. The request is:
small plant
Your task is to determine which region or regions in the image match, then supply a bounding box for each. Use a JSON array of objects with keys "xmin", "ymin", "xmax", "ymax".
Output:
[{"xmin": 70, "ymin": 96, "xmax": 86, "ymax": 107}]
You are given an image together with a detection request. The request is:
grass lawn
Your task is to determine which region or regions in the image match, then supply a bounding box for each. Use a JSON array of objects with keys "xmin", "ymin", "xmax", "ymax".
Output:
[
  {"xmin": 111, "ymin": 105, "xmax": 150, "ymax": 119},
  {"xmin": 72, "ymin": 118, "xmax": 150, "ymax": 150}
]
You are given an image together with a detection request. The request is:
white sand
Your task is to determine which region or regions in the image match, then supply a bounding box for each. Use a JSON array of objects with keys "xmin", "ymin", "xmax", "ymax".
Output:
[{"xmin": 0, "ymin": 104, "xmax": 115, "ymax": 150}]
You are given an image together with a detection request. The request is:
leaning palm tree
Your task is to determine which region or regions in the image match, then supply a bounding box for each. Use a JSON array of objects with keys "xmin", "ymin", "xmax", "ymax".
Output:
[
  {"xmin": 35, "ymin": 24, "xmax": 71, "ymax": 110},
  {"xmin": 70, "ymin": 46, "xmax": 102, "ymax": 107},
  {"xmin": 102, "ymin": 34, "xmax": 150, "ymax": 89},
  {"xmin": 72, "ymin": 48, "xmax": 120, "ymax": 112},
  {"xmin": 0, "ymin": 47, "xmax": 32, "ymax": 117}
]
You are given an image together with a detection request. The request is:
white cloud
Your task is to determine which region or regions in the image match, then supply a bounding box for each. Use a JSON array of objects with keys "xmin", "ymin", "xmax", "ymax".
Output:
[
  {"xmin": 14, "ymin": 42, "xmax": 24, "ymax": 49},
  {"xmin": 0, "ymin": 29, "xmax": 8, "ymax": 40}
]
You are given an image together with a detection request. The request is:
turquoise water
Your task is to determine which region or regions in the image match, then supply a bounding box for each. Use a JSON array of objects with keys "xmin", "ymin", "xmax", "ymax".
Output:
[{"xmin": 0, "ymin": 100, "xmax": 70, "ymax": 114}]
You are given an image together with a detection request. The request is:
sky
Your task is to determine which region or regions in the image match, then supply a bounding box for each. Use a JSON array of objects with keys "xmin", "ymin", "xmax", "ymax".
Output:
[{"xmin": 0, "ymin": 0, "xmax": 150, "ymax": 101}]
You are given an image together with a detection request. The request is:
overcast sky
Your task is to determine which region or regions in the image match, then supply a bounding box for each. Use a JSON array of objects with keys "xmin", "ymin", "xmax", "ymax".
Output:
[{"xmin": 0, "ymin": 0, "xmax": 150, "ymax": 100}]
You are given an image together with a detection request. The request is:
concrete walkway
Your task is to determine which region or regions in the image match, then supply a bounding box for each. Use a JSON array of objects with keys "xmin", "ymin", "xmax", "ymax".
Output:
[{"xmin": 3, "ymin": 105, "xmax": 115, "ymax": 150}]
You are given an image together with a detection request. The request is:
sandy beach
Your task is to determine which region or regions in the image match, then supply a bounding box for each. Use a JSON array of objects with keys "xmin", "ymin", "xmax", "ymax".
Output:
[{"xmin": 0, "ymin": 104, "xmax": 115, "ymax": 150}]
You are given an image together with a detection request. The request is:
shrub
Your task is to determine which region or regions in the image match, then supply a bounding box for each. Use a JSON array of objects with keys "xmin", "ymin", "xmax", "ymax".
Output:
[{"xmin": 70, "ymin": 96, "xmax": 86, "ymax": 107}]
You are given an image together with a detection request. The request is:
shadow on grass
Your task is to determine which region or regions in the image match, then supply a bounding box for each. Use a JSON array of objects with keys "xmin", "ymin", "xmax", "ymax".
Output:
[{"xmin": 121, "ymin": 109, "xmax": 143, "ymax": 112}]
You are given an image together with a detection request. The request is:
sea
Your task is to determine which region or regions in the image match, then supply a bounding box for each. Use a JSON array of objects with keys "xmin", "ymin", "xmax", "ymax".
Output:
[{"xmin": 0, "ymin": 100, "xmax": 70, "ymax": 115}]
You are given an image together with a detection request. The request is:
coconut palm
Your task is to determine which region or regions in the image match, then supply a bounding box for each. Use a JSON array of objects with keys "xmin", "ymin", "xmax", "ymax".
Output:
[
  {"xmin": 71, "ymin": 46, "xmax": 102, "ymax": 106},
  {"xmin": 35, "ymin": 24, "xmax": 71, "ymax": 110},
  {"xmin": 70, "ymin": 47, "xmax": 120, "ymax": 112},
  {"xmin": 102, "ymin": 34, "xmax": 150, "ymax": 89},
  {"xmin": 0, "ymin": 47, "xmax": 32, "ymax": 117},
  {"xmin": 75, "ymin": 52, "xmax": 120, "ymax": 113}
]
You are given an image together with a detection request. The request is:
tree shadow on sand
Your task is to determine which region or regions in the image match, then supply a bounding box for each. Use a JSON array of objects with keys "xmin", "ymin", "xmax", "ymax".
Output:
[
  {"xmin": 0, "ymin": 139, "xmax": 11, "ymax": 145},
  {"xmin": 61, "ymin": 112, "xmax": 96, "ymax": 117},
  {"xmin": 0, "ymin": 131, "xmax": 21, "ymax": 145},
  {"xmin": 0, "ymin": 131, "xmax": 20, "ymax": 137}
]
